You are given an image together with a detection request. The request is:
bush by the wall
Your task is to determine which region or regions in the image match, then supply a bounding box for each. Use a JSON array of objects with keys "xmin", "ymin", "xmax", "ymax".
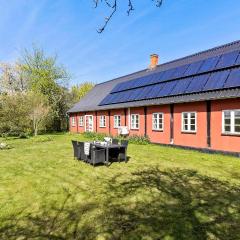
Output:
[{"xmin": 82, "ymin": 132, "xmax": 150, "ymax": 145}]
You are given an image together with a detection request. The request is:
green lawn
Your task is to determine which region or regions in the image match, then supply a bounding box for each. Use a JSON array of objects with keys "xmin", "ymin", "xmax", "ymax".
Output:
[{"xmin": 0, "ymin": 133, "xmax": 240, "ymax": 240}]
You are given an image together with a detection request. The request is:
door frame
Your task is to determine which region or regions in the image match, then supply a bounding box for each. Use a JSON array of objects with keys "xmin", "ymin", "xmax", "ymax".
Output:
[{"xmin": 85, "ymin": 115, "xmax": 94, "ymax": 132}]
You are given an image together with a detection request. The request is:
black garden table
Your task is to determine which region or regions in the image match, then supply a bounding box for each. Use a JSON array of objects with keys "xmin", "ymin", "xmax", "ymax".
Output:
[{"xmin": 92, "ymin": 143, "xmax": 127, "ymax": 165}]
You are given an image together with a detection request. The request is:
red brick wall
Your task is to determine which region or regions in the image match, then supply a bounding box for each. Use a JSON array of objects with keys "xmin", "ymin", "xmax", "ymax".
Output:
[
  {"xmin": 128, "ymin": 107, "xmax": 145, "ymax": 136},
  {"xmin": 211, "ymin": 98, "xmax": 240, "ymax": 152},
  {"xmin": 96, "ymin": 110, "xmax": 110, "ymax": 134},
  {"xmin": 109, "ymin": 109, "xmax": 126, "ymax": 136},
  {"xmin": 146, "ymin": 105, "xmax": 171, "ymax": 144},
  {"xmin": 173, "ymin": 102, "xmax": 207, "ymax": 148}
]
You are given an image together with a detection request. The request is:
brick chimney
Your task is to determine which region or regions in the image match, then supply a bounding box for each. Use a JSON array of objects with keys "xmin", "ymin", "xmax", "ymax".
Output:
[{"xmin": 149, "ymin": 54, "xmax": 159, "ymax": 69}]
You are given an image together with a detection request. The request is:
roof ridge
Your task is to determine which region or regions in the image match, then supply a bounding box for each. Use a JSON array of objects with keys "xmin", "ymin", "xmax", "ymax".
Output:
[{"xmin": 95, "ymin": 40, "xmax": 240, "ymax": 86}]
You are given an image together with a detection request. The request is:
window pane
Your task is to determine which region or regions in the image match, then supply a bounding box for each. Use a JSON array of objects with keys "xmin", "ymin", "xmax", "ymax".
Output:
[
  {"xmin": 235, "ymin": 111, "xmax": 240, "ymax": 117},
  {"xmin": 225, "ymin": 125, "xmax": 231, "ymax": 132},
  {"xmin": 224, "ymin": 119, "xmax": 231, "ymax": 125},
  {"xmin": 190, "ymin": 125, "xmax": 195, "ymax": 131},
  {"xmin": 184, "ymin": 124, "xmax": 188, "ymax": 130},
  {"xmin": 190, "ymin": 119, "xmax": 195, "ymax": 124},
  {"xmin": 235, "ymin": 118, "xmax": 240, "ymax": 125},
  {"xmin": 224, "ymin": 111, "xmax": 231, "ymax": 118},
  {"xmin": 235, "ymin": 125, "xmax": 240, "ymax": 133},
  {"xmin": 190, "ymin": 113, "xmax": 195, "ymax": 118}
]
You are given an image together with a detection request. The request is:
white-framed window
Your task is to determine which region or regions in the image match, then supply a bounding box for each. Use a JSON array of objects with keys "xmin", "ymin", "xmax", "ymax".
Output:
[
  {"xmin": 100, "ymin": 115, "xmax": 106, "ymax": 128},
  {"xmin": 182, "ymin": 112, "xmax": 197, "ymax": 133},
  {"xmin": 131, "ymin": 114, "xmax": 140, "ymax": 130},
  {"xmin": 71, "ymin": 116, "xmax": 76, "ymax": 127},
  {"xmin": 79, "ymin": 116, "xmax": 84, "ymax": 127},
  {"xmin": 114, "ymin": 115, "xmax": 121, "ymax": 128},
  {"xmin": 222, "ymin": 110, "xmax": 240, "ymax": 135},
  {"xmin": 152, "ymin": 113, "xmax": 164, "ymax": 131}
]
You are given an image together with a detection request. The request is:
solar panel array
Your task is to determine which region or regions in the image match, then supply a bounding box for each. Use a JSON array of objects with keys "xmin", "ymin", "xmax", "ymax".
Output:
[{"xmin": 99, "ymin": 50, "xmax": 240, "ymax": 106}]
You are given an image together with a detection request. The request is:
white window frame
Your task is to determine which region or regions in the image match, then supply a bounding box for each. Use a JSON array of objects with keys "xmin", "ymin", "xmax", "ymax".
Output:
[
  {"xmin": 99, "ymin": 115, "xmax": 106, "ymax": 128},
  {"xmin": 79, "ymin": 116, "xmax": 84, "ymax": 127},
  {"xmin": 181, "ymin": 112, "xmax": 197, "ymax": 133},
  {"xmin": 152, "ymin": 112, "xmax": 164, "ymax": 131},
  {"xmin": 71, "ymin": 116, "xmax": 76, "ymax": 127},
  {"xmin": 222, "ymin": 109, "xmax": 240, "ymax": 135},
  {"xmin": 114, "ymin": 115, "xmax": 121, "ymax": 128},
  {"xmin": 131, "ymin": 114, "xmax": 140, "ymax": 130}
]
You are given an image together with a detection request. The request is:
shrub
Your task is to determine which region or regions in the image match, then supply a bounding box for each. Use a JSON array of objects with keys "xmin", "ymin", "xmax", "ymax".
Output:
[
  {"xmin": 82, "ymin": 132, "xmax": 150, "ymax": 145},
  {"xmin": 127, "ymin": 135, "xmax": 150, "ymax": 145},
  {"xmin": 83, "ymin": 132, "xmax": 108, "ymax": 141}
]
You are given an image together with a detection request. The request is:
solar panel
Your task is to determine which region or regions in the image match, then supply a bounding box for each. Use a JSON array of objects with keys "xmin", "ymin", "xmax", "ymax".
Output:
[
  {"xmin": 198, "ymin": 56, "xmax": 220, "ymax": 73},
  {"xmin": 184, "ymin": 60, "xmax": 204, "ymax": 76},
  {"xmin": 235, "ymin": 53, "xmax": 240, "ymax": 66},
  {"xmin": 160, "ymin": 68, "xmax": 177, "ymax": 81},
  {"xmin": 203, "ymin": 70, "xmax": 230, "ymax": 91},
  {"xmin": 224, "ymin": 68, "xmax": 240, "ymax": 88},
  {"xmin": 146, "ymin": 84, "xmax": 164, "ymax": 99},
  {"xmin": 171, "ymin": 64, "xmax": 189, "ymax": 79},
  {"xmin": 216, "ymin": 50, "xmax": 239, "ymax": 69},
  {"xmin": 170, "ymin": 77, "xmax": 192, "ymax": 95},
  {"xmin": 185, "ymin": 74, "xmax": 210, "ymax": 93},
  {"xmin": 156, "ymin": 81, "xmax": 176, "ymax": 97}
]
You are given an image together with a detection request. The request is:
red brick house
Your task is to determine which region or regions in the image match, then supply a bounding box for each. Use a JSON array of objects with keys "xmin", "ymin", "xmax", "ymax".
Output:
[{"xmin": 68, "ymin": 41, "xmax": 240, "ymax": 156}]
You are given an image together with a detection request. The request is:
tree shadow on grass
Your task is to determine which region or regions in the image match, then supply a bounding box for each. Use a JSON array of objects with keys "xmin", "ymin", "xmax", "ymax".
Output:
[{"xmin": 0, "ymin": 167, "xmax": 240, "ymax": 240}]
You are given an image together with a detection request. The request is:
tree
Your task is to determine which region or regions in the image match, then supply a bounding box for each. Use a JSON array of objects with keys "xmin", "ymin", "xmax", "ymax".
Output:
[
  {"xmin": 28, "ymin": 92, "xmax": 49, "ymax": 136},
  {"xmin": 0, "ymin": 93, "xmax": 31, "ymax": 136},
  {"xmin": 71, "ymin": 82, "xmax": 95, "ymax": 104},
  {"xmin": 94, "ymin": 0, "xmax": 163, "ymax": 33},
  {"xmin": 20, "ymin": 47, "xmax": 70, "ymax": 131},
  {"xmin": 0, "ymin": 63, "xmax": 27, "ymax": 94}
]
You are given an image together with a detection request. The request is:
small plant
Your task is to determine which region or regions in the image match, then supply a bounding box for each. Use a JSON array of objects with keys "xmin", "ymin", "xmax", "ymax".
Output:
[
  {"xmin": 0, "ymin": 142, "xmax": 12, "ymax": 150},
  {"xmin": 19, "ymin": 133, "xmax": 30, "ymax": 139},
  {"xmin": 83, "ymin": 132, "xmax": 108, "ymax": 141},
  {"xmin": 127, "ymin": 135, "xmax": 150, "ymax": 145}
]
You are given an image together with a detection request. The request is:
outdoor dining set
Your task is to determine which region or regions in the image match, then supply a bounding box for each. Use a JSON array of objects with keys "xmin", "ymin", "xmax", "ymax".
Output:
[{"xmin": 72, "ymin": 137, "xmax": 129, "ymax": 166}]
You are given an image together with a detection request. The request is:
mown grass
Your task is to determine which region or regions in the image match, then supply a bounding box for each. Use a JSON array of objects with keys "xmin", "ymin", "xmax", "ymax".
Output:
[{"xmin": 0, "ymin": 133, "xmax": 240, "ymax": 239}]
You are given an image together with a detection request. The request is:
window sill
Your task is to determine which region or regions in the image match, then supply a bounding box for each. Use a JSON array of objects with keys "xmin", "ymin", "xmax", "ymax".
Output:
[
  {"xmin": 152, "ymin": 129, "xmax": 163, "ymax": 132},
  {"xmin": 99, "ymin": 126, "xmax": 106, "ymax": 128},
  {"xmin": 131, "ymin": 128, "xmax": 139, "ymax": 131},
  {"xmin": 221, "ymin": 133, "xmax": 240, "ymax": 137},
  {"xmin": 181, "ymin": 131, "xmax": 197, "ymax": 135}
]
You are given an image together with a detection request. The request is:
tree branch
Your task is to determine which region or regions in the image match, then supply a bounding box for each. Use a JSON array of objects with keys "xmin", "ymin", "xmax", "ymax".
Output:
[{"xmin": 94, "ymin": 0, "xmax": 163, "ymax": 33}]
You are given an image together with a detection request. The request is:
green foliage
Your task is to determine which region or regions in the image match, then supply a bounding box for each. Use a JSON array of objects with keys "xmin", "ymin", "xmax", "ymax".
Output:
[
  {"xmin": 82, "ymin": 132, "xmax": 150, "ymax": 145},
  {"xmin": 82, "ymin": 131, "xmax": 108, "ymax": 141},
  {"xmin": 127, "ymin": 135, "xmax": 150, "ymax": 145},
  {"xmin": 71, "ymin": 82, "xmax": 94, "ymax": 103},
  {"xmin": 0, "ymin": 93, "xmax": 32, "ymax": 136},
  {"xmin": 20, "ymin": 47, "xmax": 70, "ymax": 131}
]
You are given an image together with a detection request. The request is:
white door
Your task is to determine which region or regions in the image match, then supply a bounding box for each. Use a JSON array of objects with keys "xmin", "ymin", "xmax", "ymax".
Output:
[{"xmin": 85, "ymin": 115, "xmax": 94, "ymax": 132}]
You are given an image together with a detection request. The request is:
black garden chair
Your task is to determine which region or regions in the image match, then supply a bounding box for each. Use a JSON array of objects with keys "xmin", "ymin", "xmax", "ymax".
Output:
[
  {"xmin": 71, "ymin": 140, "xmax": 81, "ymax": 160},
  {"xmin": 88, "ymin": 145, "xmax": 106, "ymax": 166},
  {"xmin": 118, "ymin": 140, "xmax": 129, "ymax": 162}
]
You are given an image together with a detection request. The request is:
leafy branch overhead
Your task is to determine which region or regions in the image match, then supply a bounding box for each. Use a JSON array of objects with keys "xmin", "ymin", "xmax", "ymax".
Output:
[{"xmin": 94, "ymin": 0, "xmax": 163, "ymax": 33}]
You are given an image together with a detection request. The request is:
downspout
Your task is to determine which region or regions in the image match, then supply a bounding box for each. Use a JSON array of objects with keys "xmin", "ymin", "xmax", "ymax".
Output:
[
  {"xmin": 144, "ymin": 106, "xmax": 147, "ymax": 137},
  {"xmin": 206, "ymin": 100, "xmax": 211, "ymax": 148},
  {"xmin": 170, "ymin": 104, "xmax": 174, "ymax": 144},
  {"xmin": 95, "ymin": 111, "xmax": 98, "ymax": 133},
  {"xmin": 108, "ymin": 110, "xmax": 111, "ymax": 135}
]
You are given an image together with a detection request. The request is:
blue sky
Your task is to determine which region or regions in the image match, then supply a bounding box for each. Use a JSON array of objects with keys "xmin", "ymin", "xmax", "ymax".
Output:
[{"xmin": 0, "ymin": 0, "xmax": 240, "ymax": 86}]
